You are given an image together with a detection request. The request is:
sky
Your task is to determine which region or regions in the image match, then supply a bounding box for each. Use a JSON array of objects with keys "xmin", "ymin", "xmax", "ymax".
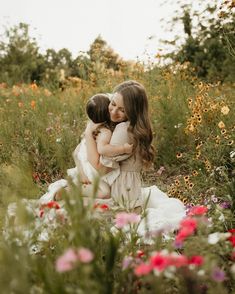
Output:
[{"xmin": 0, "ymin": 0, "xmax": 189, "ymax": 62}]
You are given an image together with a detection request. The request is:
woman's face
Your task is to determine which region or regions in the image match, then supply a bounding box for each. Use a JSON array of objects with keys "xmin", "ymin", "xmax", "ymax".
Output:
[{"xmin": 109, "ymin": 93, "xmax": 127, "ymax": 123}]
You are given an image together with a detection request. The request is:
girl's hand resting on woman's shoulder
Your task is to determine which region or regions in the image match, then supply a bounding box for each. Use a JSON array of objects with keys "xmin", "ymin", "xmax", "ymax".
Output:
[{"xmin": 123, "ymin": 143, "xmax": 133, "ymax": 154}]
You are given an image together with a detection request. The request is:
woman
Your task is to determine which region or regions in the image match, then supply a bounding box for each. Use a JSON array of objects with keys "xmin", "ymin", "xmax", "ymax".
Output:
[
  {"xmin": 85, "ymin": 80, "xmax": 154, "ymax": 209},
  {"xmin": 84, "ymin": 81, "xmax": 186, "ymax": 237}
]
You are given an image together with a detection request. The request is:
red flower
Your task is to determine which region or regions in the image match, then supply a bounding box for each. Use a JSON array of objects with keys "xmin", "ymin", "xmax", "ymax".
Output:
[
  {"xmin": 93, "ymin": 203, "xmax": 109, "ymax": 211},
  {"xmin": 228, "ymin": 229, "xmax": 235, "ymax": 234},
  {"xmin": 150, "ymin": 253, "xmax": 169, "ymax": 271},
  {"xmin": 188, "ymin": 255, "xmax": 204, "ymax": 266},
  {"xmin": 188, "ymin": 205, "xmax": 208, "ymax": 216},
  {"xmin": 41, "ymin": 201, "xmax": 60, "ymax": 210},
  {"xmin": 136, "ymin": 250, "xmax": 145, "ymax": 258},
  {"xmin": 228, "ymin": 235, "xmax": 235, "ymax": 247},
  {"xmin": 175, "ymin": 217, "xmax": 197, "ymax": 242},
  {"xmin": 39, "ymin": 209, "xmax": 44, "ymax": 218}
]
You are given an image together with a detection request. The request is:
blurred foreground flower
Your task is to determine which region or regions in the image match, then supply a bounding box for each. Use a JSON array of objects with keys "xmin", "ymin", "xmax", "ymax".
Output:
[
  {"xmin": 56, "ymin": 247, "xmax": 94, "ymax": 273},
  {"xmin": 115, "ymin": 212, "xmax": 141, "ymax": 228}
]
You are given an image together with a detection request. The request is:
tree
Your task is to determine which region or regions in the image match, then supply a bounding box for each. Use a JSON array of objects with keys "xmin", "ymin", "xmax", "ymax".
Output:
[
  {"xmin": 0, "ymin": 23, "xmax": 41, "ymax": 84},
  {"xmin": 162, "ymin": 0, "xmax": 235, "ymax": 82}
]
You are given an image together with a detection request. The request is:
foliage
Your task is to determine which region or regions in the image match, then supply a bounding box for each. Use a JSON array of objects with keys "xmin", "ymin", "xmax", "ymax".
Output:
[{"xmin": 162, "ymin": 0, "xmax": 235, "ymax": 82}]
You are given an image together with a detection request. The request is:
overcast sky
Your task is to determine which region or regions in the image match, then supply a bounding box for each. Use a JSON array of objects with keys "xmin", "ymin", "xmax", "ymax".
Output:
[{"xmin": 0, "ymin": 0, "xmax": 202, "ymax": 61}]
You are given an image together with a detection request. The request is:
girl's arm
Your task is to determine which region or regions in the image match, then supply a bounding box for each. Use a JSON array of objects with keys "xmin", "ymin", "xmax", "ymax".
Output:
[
  {"xmin": 97, "ymin": 128, "xmax": 133, "ymax": 156},
  {"xmin": 85, "ymin": 122, "xmax": 103, "ymax": 170}
]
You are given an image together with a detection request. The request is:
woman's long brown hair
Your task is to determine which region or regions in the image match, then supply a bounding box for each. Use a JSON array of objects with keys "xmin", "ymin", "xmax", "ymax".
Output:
[{"xmin": 113, "ymin": 80, "xmax": 155, "ymax": 167}]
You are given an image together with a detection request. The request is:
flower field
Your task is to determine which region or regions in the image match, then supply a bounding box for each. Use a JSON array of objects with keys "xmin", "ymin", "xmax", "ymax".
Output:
[{"xmin": 0, "ymin": 66, "xmax": 234, "ymax": 293}]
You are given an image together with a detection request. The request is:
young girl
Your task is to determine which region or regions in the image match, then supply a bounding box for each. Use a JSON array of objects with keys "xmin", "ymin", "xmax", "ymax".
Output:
[{"xmin": 67, "ymin": 93, "xmax": 133, "ymax": 199}]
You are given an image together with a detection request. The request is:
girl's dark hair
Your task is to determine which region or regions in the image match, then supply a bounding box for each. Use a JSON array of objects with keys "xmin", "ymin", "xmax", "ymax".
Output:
[
  {"xmin": 113, "ymin": 80, "xmax": 155, "ymax": 167},
  {"xmin": 86, "ymin": 94, "xmax": 110, "ymax": 123}
]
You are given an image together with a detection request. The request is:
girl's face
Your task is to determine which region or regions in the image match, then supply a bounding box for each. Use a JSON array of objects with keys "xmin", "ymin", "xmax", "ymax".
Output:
[{"xmin": 109, "ymin": 93, "xmax": 127, "ymax": 123}]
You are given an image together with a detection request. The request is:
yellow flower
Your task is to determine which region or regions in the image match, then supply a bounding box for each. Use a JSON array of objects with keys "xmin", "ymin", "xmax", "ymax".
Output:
[
  {"xmin": 221, "ymin": 106, "xmax": 230, "ymax": 115},
  {"xmin": 188, "ymin": 124, "xmax": 195, "ymax": 132},
  {"xmin": 218, "ymin": 121, "xmax": 225, "ymax": 129},
  {"xmin": 192, "ymin": 170, "xmax": 198, "ymax": 176},
  {"xmin": 221, "ymin": 129, "xmax": 227, "ymax": 135},
  {"xmin": 188, "ymin": 182, "xmax": 194, "ymax": 189},
  {"xmin": 227, "ymin": 140, "xmax": 234, "ymax": 145},
  {"xmin": 176, "ymin": 152, "xmax": 183, "ymax": 159}
]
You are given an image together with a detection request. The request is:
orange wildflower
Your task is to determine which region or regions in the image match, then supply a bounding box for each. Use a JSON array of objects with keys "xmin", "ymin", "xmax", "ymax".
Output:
[{"xmin": 31, "ymin": 100, "xmax": 36, "ymax": 109}]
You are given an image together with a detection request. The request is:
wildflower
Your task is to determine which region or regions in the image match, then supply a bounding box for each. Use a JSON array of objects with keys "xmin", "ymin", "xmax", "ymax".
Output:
[
  {"xmin": 56, "ymin": 248, "xmax": 78, "ymax": 272},
  {"xmin": 31, "ymin": 100, "xmax": 36, "ymax": 109},
  {"xmin": 211, "ymin": 267, "xmax": 226, "ymax": 282},
  {"xmin": 227, "ymin": 140, "xmax": 234, "ymax": 146},
  {"xmin": 221, "ymin": 106, "xmax": 230, "ymax": 115},
  {"xmin": 41, "ymin": 201, "xmax": 61, "ymax": 210},
  {"xmin": 170, "ymin": 254, "xmax": 188, "ymax": 267},
  {"xmin": 208, "ymin": 232, "xmax": 231, "ymax": 244},
  {"xmin": 188, "ymin": 124, "xmax": 195, "ymax": 132},
  {"xmin": 122, "ymin": 256, "xmax": 134, "ymax": 270},
  {"xmin": 188, "ymin": 255, "xmax": 204, "ymax": 266},
  {"xmin": 219, "ymin": 201, "xmax": 231, "ymax": 209},
  {"xmin": 228, "ymin": 230, "xmax": 235, "ymax": 247},
  {"xmin": 115, "ymin": 212, "xmax": 141, "ymax": 228},
  {"xmin": 30, "ymin": 83, "xmax": 38, "ymax": 90},
  {"xmin": 218, "ymin": 121, "xmax": 225, "ymax": 129},
  {"xmin": 221, "ymin": 129, "xmax": 226, "ymax": 135},
  {"xmin": 174, "ymin": 180, "xmax": 180, "ymax": 186},
  {"xmin": 134, "ymin": 263, "xmax": 152, "ymax": 276},
  {"xmin": 176, "ymin": 152, "xmax": 183, "ymax": 159},
  {"xmin": 94, "ymin": 203, "xmax": 109, "ymax": 211},
  {"xmin": 18, "ymin": 102, "xmax": 23, "ymax": 108},
  {"xmin": 136, "ymin": 250, "xmax": 145, "ymax": 258},
  {"xmin": 175, "ymin": 217, "xmax": 197, "ymax": 243},
  {"xmin": 188, "ymin": 205, "xmax": 208, "ymax": 216},
  {"xmin": 150, "ymin": 253, "xmax": 169, "ymax": 271},
  {"xmin": 77, "ymin": 247, "xmax": 94, "ymax": 263},
  {"xmin": 188, "ymin": 182, "xmax": 194, "ymax": 189},
  {"xmin": 192, "ymin": 170, "xmax": 198, "ymax": 176}
]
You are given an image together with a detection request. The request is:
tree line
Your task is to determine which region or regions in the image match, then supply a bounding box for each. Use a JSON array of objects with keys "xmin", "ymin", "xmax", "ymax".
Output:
[{"xmin": 0, "ymin": 0, "xmax": 234, "ymax": 86}]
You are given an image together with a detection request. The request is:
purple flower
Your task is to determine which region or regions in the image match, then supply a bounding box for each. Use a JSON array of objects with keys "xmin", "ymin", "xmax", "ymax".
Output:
[
  {"xmin": 219, "ymin": 201, "xmax": 231, "ymax": 209},
  {"xmin": 211, "ymin": 267, "xmax": 226, "ymax": 282}
]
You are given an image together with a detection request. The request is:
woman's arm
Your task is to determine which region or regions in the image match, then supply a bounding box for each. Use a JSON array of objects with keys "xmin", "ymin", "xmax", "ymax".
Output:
[{"xmin": 97, "ymin": 128, "xmax": 133, "ymax": 156}]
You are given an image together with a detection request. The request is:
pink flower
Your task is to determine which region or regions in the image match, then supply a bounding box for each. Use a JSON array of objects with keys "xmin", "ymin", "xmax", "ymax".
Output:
[
  {"xmin": 188, "ymin": 255, "xmax": 204, "ymax": 266},
  {"xmin": 150, "ymin": 253, "xmax": 169, "ymax": 271},
  {"xmin": 77, "ymin": 247, "xmax": 94, "ymax": 263},
  {"xmin": 134, "ymin": 263, "xmax": 152, "ymax": 276},
  {"xmin": 56, "ymin": 248, "xmax": 78, "ymax": 272},
  {"xmin": 55, "ymin": 247, "xmax": 94, "ymax": 272},
  {"xmin": 115, "ymin": 212, "xmax": 141, "ymax": 228},
  {"xmin": 188, "ymin": 205, "xmax": 208, "ymax": 216}
]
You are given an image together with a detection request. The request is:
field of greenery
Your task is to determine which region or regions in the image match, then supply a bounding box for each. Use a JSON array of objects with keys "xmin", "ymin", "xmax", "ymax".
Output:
[
  {"xmin": 0, "ymin": 63, "xmax": 234, "ymax": 293},
  {"xmin": 0, "ymin": 0, "xmax": 234, "ymax": 293}
]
